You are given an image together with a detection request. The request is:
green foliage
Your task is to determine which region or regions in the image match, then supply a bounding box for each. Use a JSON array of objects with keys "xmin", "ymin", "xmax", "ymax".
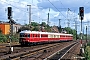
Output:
[
  {"xmin": 45, "ymin": 26, "xmax": 51, "ymax": 32},
  {"xmin": 0, "ymin": 33, "xmax": 7, "ymax": 43},
  {"xmin": 11, "ymin": 35, "xmax": 19, "ymax": 42},
  {"xmin": 84, "ymin": 46, "xmax": 90, "ymax": 60},
  {"xmin": 0, "ymin": 28, "xmax": 2, "ymax": 33},
  {"xmin": 32, "ymin": 26, "xmax": 39, "ymax": 31},
  {"xmin": 84, "ymin": 48, "xmax": 88, "ymax": 60},
  {"xmin": 18, "ymin": 26, "xmax": 30, "ymax": 33},
  {"xmin": 58, "ymin": 26, "xmax": 62, "ymax": 33},
  {"xmin": 40, "ymin": 22, "xmax": 47, "ymax": 27},
  {"xmin": 83, "ymin": 42, "xmax": 90, "ymax": 60},
  {"xmin": 87, "ymin": 42, "xmax": 90, "ymax": 46},
  {"xmin": 0, "ymin": 33, "xmax": 19, "ymax": 43},
  {"xmin": 6, "ymin": 34, "xmax": 19, "ymax": 42},
  {"xmin": 64, "ymin": 27, "xmax": 77, "ymax": 40},
  {"xmin": 64, "ymin": 27, "xmax": 74, "ymax": 34},
  {"xmin": 31, "ymin": 22, "xmax": 38, "ymax": 26}
]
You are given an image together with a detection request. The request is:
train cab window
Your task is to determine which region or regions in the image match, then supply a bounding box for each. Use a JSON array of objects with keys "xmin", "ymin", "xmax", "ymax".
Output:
[
  {"xmin": 20, "ymin": 33, "xmax": 24, "ymax": 37},
  {"xmin": 27, "ymin": 34, "xmax": 30, "ymax": 37},
  {"xmin": 24, "ymin": 34, "xmax": 27, "ymax": 37},
  {"xmin": 20, "ymin": 33, "xmax": 30, "ymax": 37}
]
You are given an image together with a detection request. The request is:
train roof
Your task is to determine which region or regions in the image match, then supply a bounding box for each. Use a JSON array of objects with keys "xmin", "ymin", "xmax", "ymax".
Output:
[{"xmin": 20, "ymin": 30, "xmax": 73, "ymax": 36}]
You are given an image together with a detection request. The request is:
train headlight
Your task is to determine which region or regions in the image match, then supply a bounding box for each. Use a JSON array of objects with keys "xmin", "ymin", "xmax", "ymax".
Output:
[{"xmin": 28, "ymin": 40, "xmax": 29, "ymax": 42}]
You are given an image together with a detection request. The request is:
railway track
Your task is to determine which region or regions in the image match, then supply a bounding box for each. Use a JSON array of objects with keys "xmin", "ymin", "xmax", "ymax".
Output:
[
  {"xmin": 0, "ymin": 41, "xmax": 74, "ymax": 60},
  {"xmin": 0, "ymin": 43, "xmax": 21, "ymax": 56},
  {"xmin": 44, "ymin": 42, "xmax": 77, "ymax": 60},
  {"xmin": 61, "ymin": 42, "xmax": 81, "ymax": 60}
]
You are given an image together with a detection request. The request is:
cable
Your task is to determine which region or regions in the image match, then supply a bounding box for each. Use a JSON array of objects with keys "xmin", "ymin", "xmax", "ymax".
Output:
[
  {"xmin": 59, "ymin": 0, "xmax": 65, "ymax": 9},
  {"xmin": 0, "ymin": 0, "xmax": 29, "ymax": 13},
  {"xmin": 79, "ymin": 1, "xmax": 90, "ymax": 10},
  {"xmin": 7, "ymin": 0, "xmax": 26, "ymax": 5},
  {"xmin": 47, "ymin": 0, "xmax": 66, "ymax": 18},
  {"xmin": 58, "ymin": 0, "xmax": 77, "ymax": 18}
]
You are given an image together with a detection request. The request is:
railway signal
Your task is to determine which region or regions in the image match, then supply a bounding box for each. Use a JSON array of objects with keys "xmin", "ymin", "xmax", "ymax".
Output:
[
  {"xmin": 79, "ymin": 7, "xmax": 84, "ymax": 56},
  {"xmin": 7, "ymin": 7, "xmax": 13, "ymax": 53},
  {"xmin": 79, "ymin": 7, "xmax": 84, "ymax": 20},
  {"xmin": 8, "ymin": 7, "xmax": 12, "ymax": 19}
]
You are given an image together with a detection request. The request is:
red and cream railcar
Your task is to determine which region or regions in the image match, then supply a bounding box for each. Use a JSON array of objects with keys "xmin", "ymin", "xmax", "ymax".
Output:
[{"xmin": 19, "ymin": 30, "xmax": 73, "ymax": 45}]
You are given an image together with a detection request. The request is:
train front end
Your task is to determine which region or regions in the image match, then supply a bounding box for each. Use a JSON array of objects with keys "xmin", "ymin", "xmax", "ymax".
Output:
[{"xmin": 19, "ymin": 31, "xmax": 30, "ymax": 45}]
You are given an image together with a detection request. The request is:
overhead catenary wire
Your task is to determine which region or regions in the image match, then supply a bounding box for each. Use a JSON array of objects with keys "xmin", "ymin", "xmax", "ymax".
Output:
[
  {"xmin": 0, "ymin": 0, "xmax": 48, "ymax": 20},
  {"xmin": 59, "ymin": 0, "xmax": 66, "ymax": 9},
  {"xmin": 0, "ymin": 0, "xmax": 29, "ymax": 13},
  {"xmin": 47, "ymin": 0, "xmax": 66, "ymax": 18}
]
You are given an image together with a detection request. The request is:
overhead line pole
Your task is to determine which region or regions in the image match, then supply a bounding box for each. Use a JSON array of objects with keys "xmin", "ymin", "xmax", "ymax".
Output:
[
  {"xmin": 67, "ymin": 8, "xmax": 70, "ymax": 27},
  {"xmin": 59, "ymin": 19, "xmax": 61, "ymax": 27},
  {"xmin": 27, "ymin": 5, "xmax": 31, "ymax": 28},
  {"xmin": 47, "ymin": 13, "xmax": 49, "ymax": 26},
  {"xmin": 59, "ymin": 19, "xmax": 61, "ymax": 33},
  {"xmin": 86, "ymin": 26, "xmax": 87, "ymax": 45},
  {"xmin": 47, "ymin": 8, "xmax": 50, "ymax": 26},
  {"xmin": 74, "ymin": 19, "xmax": 77, "ymax": 40}
]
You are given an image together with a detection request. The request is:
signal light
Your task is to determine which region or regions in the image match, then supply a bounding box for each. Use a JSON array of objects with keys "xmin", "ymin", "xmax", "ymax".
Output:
[
  {"xmin": 8, "ymin": 7, "xmax": 12, "ymax": 17},
  {"xmin": 79, "ymin": 7, "xmax": 84, "ymax": 17}
]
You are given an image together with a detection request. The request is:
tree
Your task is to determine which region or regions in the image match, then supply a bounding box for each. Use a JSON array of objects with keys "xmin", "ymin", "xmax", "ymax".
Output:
[
  {"xmin": 45, "ymin": 26, "xmax": 51, "ymax": 32},
  {"xmin": 64, "ymin": 27, "xmax": 77, "ymax": 40},
  {"xmin": 58, "ymin": 26, "xmax": 62, "ymax": 33},
  {"xmin": 32, "ymin": 26, "xmax": 39, "ymax": 31},
  {"xmin": 31, "ymin": 22, "xmax": 38, "ymax": 27},
  {"xmin": 17, "ymin": 26, "xmax": 30, "ymax": 33},
  {"xmin": 41, "ymin": 22, "xmax": 47, "ymax": 27}
]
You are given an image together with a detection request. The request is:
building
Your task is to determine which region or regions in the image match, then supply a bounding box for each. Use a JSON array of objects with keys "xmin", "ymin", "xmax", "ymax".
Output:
[
  {"xmin": 0, "ymin": 22, "xmax": 22, "ymax": 35},
  {"xmin": 13, "ymin": 24, "xmax": 22, "ymax": 34},
  {"xmin": 0, "ymin": 23, "xmax": 10, "ymax": 34}
]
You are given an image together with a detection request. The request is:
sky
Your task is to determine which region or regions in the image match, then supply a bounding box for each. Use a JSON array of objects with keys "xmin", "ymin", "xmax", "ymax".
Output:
[{"xmin": 0, "ymin": 0, "xmax": 90, "ymax": 34}]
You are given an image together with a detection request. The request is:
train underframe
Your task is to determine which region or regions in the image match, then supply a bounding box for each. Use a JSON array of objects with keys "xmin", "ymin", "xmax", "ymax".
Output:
[{"xmin": 19, "ymin": 40, "xmax": 73, "ymax": 46}]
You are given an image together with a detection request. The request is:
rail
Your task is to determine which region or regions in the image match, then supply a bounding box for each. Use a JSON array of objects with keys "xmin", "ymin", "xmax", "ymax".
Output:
[
  {"xmin": 44, "ymin": 42, "xmax": 77, "ymax": 60},
  {"xmin": 0, "ymin": 43, "xmax": 62, "ymax": 60}
]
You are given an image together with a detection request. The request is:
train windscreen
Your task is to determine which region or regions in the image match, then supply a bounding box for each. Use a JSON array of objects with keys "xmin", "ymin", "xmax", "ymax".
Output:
[{"xmin": 20, "ymin": 33, "xmax": 30, "ymax": 38}]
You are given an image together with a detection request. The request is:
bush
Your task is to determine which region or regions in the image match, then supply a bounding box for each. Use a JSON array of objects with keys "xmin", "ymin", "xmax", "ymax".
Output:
[
  {"xmin": 0, "ymin": 33, "xmax": 7, "ymax": 43},
  {"xmin": 6, "ymin": 34, "xmax": 19, "ymax": 42},
  {"xmin": 0, "ymin": 33, "xmax": 19, "ymax": 43},
  {"xmin": 87, "ymin": 42, "xmax": 90, "ymax": 46},
  {"xmin": 84, "ymin": 46, "xmax": 90, "ymax": 60}
]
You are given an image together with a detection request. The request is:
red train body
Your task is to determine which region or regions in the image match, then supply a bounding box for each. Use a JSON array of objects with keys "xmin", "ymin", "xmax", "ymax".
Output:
[{"xmin": 19, "ymin": 30, "xmax": 73, "ymax": 45}]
